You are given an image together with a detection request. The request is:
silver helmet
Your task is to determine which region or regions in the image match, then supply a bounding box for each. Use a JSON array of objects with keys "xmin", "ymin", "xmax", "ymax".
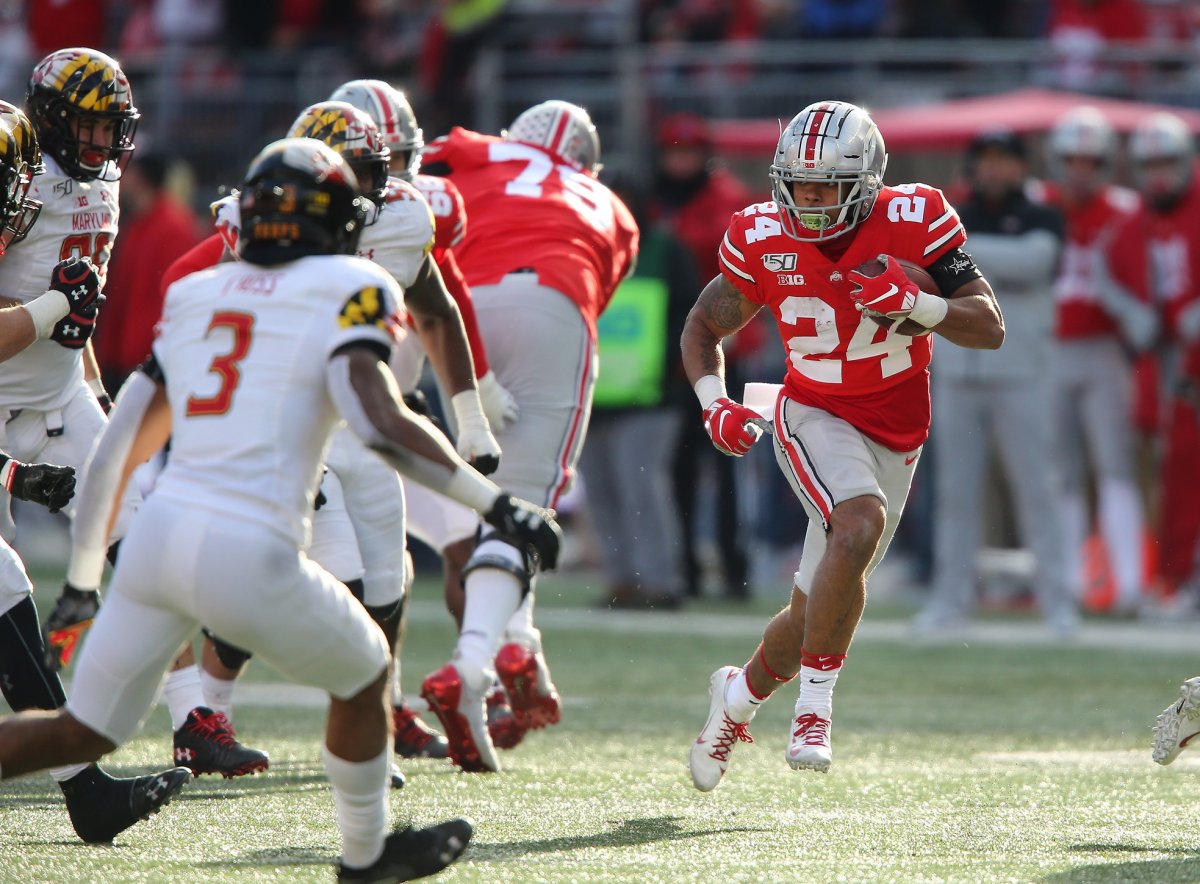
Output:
[
  {"xmin": 1047, "ymin": 106, "xmax": 1116, "ymax": 185},
  {"xmin": 504, "ymin": 100, "xmax": 600, "ymax": 174},
  {"xmin": 1130, "ymin": 111, "xmax": 1195, "ymax": 207},
  {"xmin": 329, "ymin": 79, "xmax": 423, "ymax": 180},
  {"xmin": 769, "ymin": 101, "xmax": 887, "ymax": 242}
]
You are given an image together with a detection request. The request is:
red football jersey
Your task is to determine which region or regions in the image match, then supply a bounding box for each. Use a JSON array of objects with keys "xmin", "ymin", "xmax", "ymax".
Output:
[
  {"xmin": 1043, "ymin": 183, "xmax": 1141, "ymax": 339},
  {"xmin": 423, "ymin": 127, "xmax": 639, "ymax": 338},
  {"xmin": 408, "ymin": 172, "xmax": 488, "ymax": 376},
  {"xmin": 1108, "ymin": 180, "xmax": 1200, "ymax": 341},
  {"xmin": 413, "ymin": 172, "xmax": 467, "ymax": 251},
  {"xmin": 718, "ymin": 184, "xmax": 966, "ymax": 451}
]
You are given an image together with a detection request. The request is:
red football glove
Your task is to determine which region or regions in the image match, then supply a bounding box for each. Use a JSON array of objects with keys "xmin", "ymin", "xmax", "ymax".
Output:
[
  {"xmin": 848, "ymin": 255, "xmax": 918, "ymax": 319},
  {"xmin": 703, "ymin": 398, "xmax": 763, "ymax": 457}
]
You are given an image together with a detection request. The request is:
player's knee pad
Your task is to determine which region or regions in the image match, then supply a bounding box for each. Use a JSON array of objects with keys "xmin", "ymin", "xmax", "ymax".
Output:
[
  {"xmin": 462, "ymin": 532, "xmax": 534, "ymax": 596},
  {"xmin": 201, "ymin": 629, "xmax": 254, "ymax": 671}
]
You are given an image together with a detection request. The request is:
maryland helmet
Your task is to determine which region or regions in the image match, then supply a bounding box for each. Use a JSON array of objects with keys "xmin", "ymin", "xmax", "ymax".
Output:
[
  {"xmin": 504, "ymin": 100, "xmax": 600, "ymax": 174},
  {"xmin": 328, "ymin": 79, "xmax": 423, "ymax": 181},
  {"xmin": 770, "ymin": 101, "xmax": 887, "ymax": 242},
  {"xmin": 0, "ymin": 101, "xmax": 42, "ymax": 248},
  {"xmin": 237, "ymin": 138, "xmax": 368, "ymax": 266},
  {"xmin": 25, "ymin": 47, "xmax": 138, "ymax": 182},
  {"xmin": 1130, "ymin": 112, "xmax": 1195, "ymax": 209},
  {"xmin": 288, "ymin": 101, "xmax": 390, "ymax": 210},
  {"xmin": 0, "ymin": 121, "xmax": 40, "ymax": 255}
]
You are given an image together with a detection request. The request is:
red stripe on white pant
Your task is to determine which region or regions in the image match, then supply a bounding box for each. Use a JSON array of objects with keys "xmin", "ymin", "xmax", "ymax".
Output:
[
  {"xmin": 550, "ymin": 334, "xmax": 594, "ymax": 508},
  {"xmin": 774, "ymin": 395, "xmax": 833, "ymax": 525}
]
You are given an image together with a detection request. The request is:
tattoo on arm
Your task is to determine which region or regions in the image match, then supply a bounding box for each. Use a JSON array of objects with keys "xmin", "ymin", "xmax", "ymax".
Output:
[{"xmin": 702, "ymin": 276, "xmax": 750, "ymax": 330}]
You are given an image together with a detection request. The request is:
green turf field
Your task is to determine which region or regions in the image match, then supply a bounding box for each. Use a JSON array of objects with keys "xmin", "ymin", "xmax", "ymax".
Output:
[{"xmin": 3, "ymin": 574, "xmax": 1199, "ymax": 882}]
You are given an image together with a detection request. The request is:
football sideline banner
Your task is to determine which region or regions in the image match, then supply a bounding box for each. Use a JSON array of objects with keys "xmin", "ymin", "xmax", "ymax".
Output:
[{"xmin": 593, "ymin": 277, "xmax": 669, "ymax": 408}]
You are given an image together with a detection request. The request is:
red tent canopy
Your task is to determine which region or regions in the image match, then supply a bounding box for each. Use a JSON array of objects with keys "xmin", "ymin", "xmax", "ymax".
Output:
[{"xmin": 712, "ymin": 89, "xmax": 1200, "ymax": 156}]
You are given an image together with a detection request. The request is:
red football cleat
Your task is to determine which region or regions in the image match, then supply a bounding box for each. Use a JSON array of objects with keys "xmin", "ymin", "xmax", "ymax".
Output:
[
  {"xmin": 393, "ymin": 703, "xmax": 450, "ymax": 759},
  {"xmin": 495, "ymin": 643, "xmax": 561, "ymax": 731},
  {"xmin": 420, "ymin": 664, "xmax": 499, "ymax": 773},
  {"xmin": 486, "ymin": 685, "xmax": 525, "ymax": 750}
]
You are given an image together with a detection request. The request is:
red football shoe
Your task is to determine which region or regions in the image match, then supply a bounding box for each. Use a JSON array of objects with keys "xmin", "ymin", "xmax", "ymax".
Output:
[
  {"xmin": 420, "ymin": 664, "xmax": 499, "ymax": 773},
  {"xmin": 495, "ymin": 643, "xmax": 561, "ymax": 731},
  {"xmin": 393, "ymin": 703, "xmax": 450, "ymax": 759},
  {"xmin": 486, "ymin": 685, "xmax": 525, "ymax": 750}
]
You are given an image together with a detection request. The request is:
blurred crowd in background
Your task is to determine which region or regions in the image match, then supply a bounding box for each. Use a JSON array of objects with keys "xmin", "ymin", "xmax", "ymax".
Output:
[{"xmin": 8, "ymin": 0, "xmax": 1200, "ymax": 625}]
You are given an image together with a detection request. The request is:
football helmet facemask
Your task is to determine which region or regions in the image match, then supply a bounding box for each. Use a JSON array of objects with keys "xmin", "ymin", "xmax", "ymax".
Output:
[
  {"xmin": 770, "ymin": 101, "xmax": 887, "ymax": 243},
  {"xmin": 0, "ymin": 101, "xmax": 42, "ymax": 249},
  {"xmin": 328, "ymin": 79, "xmax": 423, "ymax": 181},
  {"xmin": 504, "ymin": 100, "xmax": 600, "ymax": 174},
  {"xmin": 237, "ymin": 137, "xmax": 369, "ymax": 267},
  {"xmin": 1130, "ymin": 112, "xmax": 1195, "ymax": 210},
  {"xmin": 288, "ymin": 101, "xmax": 390, "ymax": 213},
  {"xmin": 25, "ymin": 47, "xmax": 138, "ymax": 182},
  {"xmin": 0, "ymin": 121, "xmax": 38, "ymax": 256}
]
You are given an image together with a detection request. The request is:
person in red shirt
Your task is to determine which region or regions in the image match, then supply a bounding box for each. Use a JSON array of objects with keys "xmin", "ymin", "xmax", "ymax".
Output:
[
  {"xmin": 1114, "ymin": 112, "xmax": 1200, "ymax": 599},
  {"xmin": 653, "ymin": 112, "xmax": 756, "ymax": 600},
  {"xmin": 418, "ymin": 101, "xmax": 639, "ymax": 772},
  {"xmin": 682, "ymin": 101, "xmax": 1003, "ymax": 790},
  {"xmin": 1043, "ymin": 107, "xmax": 1151, "ymax": 615},
  {"xmin": 95, "ymin": 154, "xmax": 199, "ymax": 393}
]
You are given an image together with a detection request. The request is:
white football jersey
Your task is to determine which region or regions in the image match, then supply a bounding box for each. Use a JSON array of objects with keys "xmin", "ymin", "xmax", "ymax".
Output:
[
  {"xmin": 357, "ymin": 177, "xmax": 434, "ymax": 289},
  {"xmin": 149, "ymin": 254, "xmax": 401, "ymax": 546},
  {"xmin": 0, "ymin": 156, "xmax": 120, "ymax": 409}
]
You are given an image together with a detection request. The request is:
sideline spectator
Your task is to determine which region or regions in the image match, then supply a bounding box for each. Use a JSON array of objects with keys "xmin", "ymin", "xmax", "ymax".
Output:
[
  {"xmin": 1043, "ymin": 107, "xmax": 1152, "ymax": 615},
  {"xmin": 581, "ymin": 178, "xmax": 695, "ymax": 610},
  {"xmin": 914, "ymin": 131, "xmax": 1074, "ymax": 635},
  {"xmin": 651, "ymin": 112, "xmax": 754, "ymax": 600},
  {"xmin": 95, "ymin": 153, "xmax": 200, "ymax": 393}
]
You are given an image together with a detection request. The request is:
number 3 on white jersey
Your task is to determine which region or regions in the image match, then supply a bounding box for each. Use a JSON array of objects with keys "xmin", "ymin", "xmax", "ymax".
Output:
[
  {"xmin": 779, "ymin": 296, "xmax": 913, "ymax": 383},
  {"xmin": 488, "ymin": 141, "xmax": 613, "ymax": 232}
]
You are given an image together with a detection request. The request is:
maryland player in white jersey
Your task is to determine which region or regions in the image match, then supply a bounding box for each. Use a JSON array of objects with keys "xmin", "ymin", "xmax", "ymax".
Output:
[
  {"xmin": 0, "ymin": 138, "xmax": 562, "ymax": 880},
  {"xmin": 0, "ymin": 61, "xmax": 194, "ymax": 842}
]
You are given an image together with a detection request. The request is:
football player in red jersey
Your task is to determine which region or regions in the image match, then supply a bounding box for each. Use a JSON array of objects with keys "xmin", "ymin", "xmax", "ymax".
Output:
[
  {"xmin": 1111, "ymin": 112, "xmax": 1200, "ymax": 601},
  {"xmin": 416, "ymin": 100, "xmax": 639, "ymax": 772},
  {"xmin": 683, "ymin": 101, "xmax": 1003, "ymax": 789},
  {"xmin": 1042, "ymin": 107, "xmax": 1151, "ymax": 615}
]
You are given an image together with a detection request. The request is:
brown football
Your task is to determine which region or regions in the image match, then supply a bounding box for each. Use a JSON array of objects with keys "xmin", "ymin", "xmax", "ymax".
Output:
[{"xmin": 853, "ymin": 256, "xmax": 939, "ymax": 337}]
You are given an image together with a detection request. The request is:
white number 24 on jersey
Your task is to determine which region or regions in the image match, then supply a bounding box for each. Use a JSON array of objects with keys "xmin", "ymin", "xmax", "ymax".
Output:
[{"xmin": 778, "ymin": 296, "xmax": 914, "ymax": 383}]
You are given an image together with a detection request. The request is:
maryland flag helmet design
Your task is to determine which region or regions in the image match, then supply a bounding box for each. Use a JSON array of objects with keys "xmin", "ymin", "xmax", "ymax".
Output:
[
  {"xmin": 26, "ymin": 47, "xmax": 139, "ymax": 182},
  {"xmin": 0, "ymin": 119, "xmax": 41, "ymax": 255},
  {"xmin": 288, "ymin": 101, "xmax": 390, "ymax": 210}
]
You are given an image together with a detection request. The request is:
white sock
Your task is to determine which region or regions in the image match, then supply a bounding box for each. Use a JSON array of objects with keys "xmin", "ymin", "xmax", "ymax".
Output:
[
  {"xmin": 1099, "ymin": 478, "xmax": 1145, "ymax": 605},
  {"xmin": 723, "ymin": 670, "xmax": 763, "ymax": 723},
  {"xmin": 322, "ymin": 744, "xmax": 390, "ymax": 870},
  {"xmin": 200, "ymin": 669, "xmax": 236, "ymax": 722},
  {"xmin": 164, "ymin": 665, "xmax": 205, "ymax": 730},
  {"xmin": 49, "ymin": 763, "xmax": 89, "ymax": 782},
  {"xmin": 390, "ymin": 656, "xmax": 404, "ymax": 708},
  {"xmin": 456, "ymin": 554, "xmax": 523, "ymax": 687},
  {"xmin": 1060, "ymin": 492, "xmax": 1087, "ymax": 599},
  {"xmin": 503, "ymin": 592, "xmax": 541, "ymax": 652},
  {"xmin": 795, "ymin": 665, "xmax": 840, "ymax": 717}
]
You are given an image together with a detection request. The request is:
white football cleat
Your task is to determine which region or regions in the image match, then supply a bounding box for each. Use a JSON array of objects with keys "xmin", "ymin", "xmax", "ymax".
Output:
[
  {"xmin": 1152, "ymin": 676, "xmax": 1200, "ymax": 766},
  {"xmin": 787, "ymin": 709, "xmax": 832, "ymax": 773},
  {"xmin": 689, "ymin": 666, "xmax": 754, "ymax": 792}
]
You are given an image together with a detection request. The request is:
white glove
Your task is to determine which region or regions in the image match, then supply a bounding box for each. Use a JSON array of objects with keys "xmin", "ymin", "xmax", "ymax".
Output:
[
  {"xmin": 477, "ymin": 370, "xmax": 519, "ymax": 431},
  {"xmin": 210, "ymin": 193, "xmax": 241, "ymax": 252},
  {"xmin": 451, "ymin": 389, "xmax": 501, "ymax": 475}
]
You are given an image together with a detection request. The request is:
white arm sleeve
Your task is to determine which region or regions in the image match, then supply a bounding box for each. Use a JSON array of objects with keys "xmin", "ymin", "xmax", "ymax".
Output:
[
  {"xmin": 325, "ymin": 352, "xmax": 500, "ymax": 513},
  {"xmin": 66, "ymin": 371, "xmax": 159, "ymax": 590}
]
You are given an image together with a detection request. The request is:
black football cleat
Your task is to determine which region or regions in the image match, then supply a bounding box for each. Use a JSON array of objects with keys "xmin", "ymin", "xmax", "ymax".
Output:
[
  {"xmin": 391, "ymin": 761, "xmax": 406, "ymax": 790},
  {"xmin": 173, "ymin": 706, "xmax": 270, "ymax": 778},
  {"xmin": 393, "ymin": 703, "xmax": 450, "ymax": 760},
  {"xmin": 60, "ymin": 764, "xmax": 192, "ymax": 843},
  {"xmin": 336, "ymin": 817, "xmax": 474, "ymax": 882}
]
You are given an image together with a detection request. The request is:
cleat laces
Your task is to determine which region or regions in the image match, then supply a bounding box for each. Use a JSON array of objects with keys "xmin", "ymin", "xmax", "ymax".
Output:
[
  {"xmin": 793, "ymin": 712, "xmax": 829, "ymax": 746},
  {"xmin": 709, "ymin": 716, "xmax": 754, "ymax": 762},
  {"xmin": 189, "ymin": 710, "xmax": 238, "ymax": 748}
]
